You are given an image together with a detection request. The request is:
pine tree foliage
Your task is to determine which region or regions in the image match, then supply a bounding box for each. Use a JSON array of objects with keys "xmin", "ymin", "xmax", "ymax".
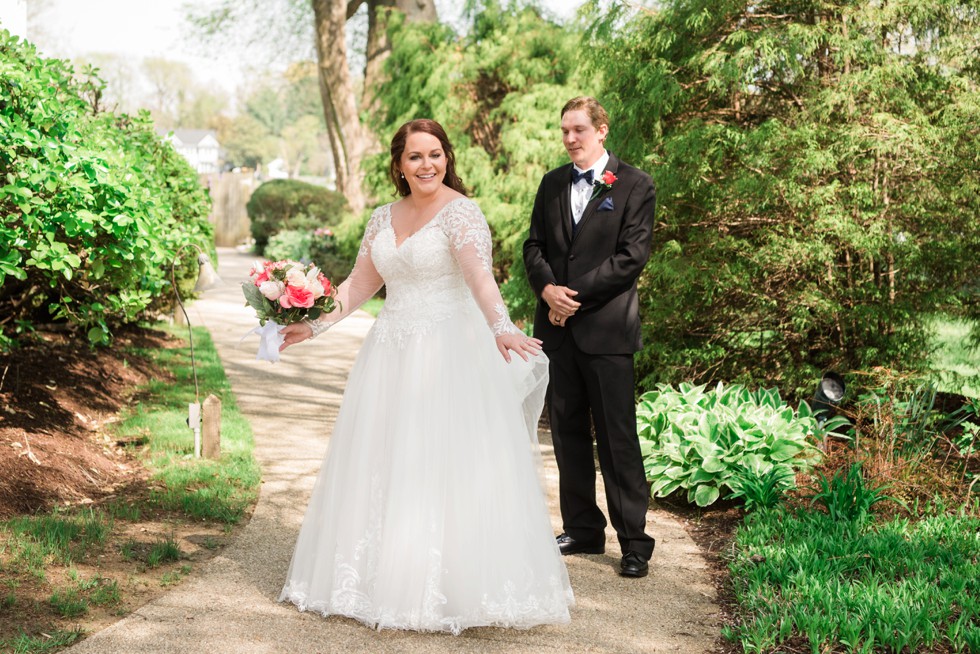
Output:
[{"xmin": 591, "ymin": 0, "xmax": 980, "ymax": 395}]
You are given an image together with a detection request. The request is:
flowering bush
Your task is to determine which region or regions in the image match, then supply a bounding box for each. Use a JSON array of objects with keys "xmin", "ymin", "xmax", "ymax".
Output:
[{"xmin": 242, "ymin": 260, "xmax": 337, "ymax": 326}]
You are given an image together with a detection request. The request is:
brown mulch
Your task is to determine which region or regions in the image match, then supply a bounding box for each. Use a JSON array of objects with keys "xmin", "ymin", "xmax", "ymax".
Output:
[
  {"xmin": 0, "ymin": 327, "xmax": 172, "ymax": 518},
  {"xmin": 0, "ymin": 326, "xmax": 243, "ymax": 645}
]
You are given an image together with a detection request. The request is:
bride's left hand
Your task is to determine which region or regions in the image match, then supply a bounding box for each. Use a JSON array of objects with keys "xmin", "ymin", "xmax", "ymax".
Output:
[{"xmin": 496, "ymin": 333, "xmax": 543, "ymax": 363}]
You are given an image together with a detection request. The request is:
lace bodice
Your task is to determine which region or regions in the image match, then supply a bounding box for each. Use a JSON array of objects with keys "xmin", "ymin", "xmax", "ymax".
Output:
[{"xmin": 309, "ymin": 197, "xmax": 519, "ymax": 345}]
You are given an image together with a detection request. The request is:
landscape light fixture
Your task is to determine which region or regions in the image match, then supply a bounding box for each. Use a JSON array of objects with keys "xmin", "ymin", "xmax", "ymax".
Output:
[
  {"xmin": 171, "ymin": 244, "xmax": 222, "ymax": 457},
  {"xmin": 812, "ymin": 371, "xmax": 846, "ymax": 425}
]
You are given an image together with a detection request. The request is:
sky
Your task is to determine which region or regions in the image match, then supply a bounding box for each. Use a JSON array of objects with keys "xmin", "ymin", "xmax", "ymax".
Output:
[{"xmin": 3, "ymin": 0, "xmax": 590, "ymax": 103}]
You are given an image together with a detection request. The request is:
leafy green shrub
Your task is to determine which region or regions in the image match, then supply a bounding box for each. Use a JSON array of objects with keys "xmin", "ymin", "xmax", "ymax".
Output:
[
  {"xmin": 264, "ymin": 229, "xmax": 312, "ymax": 262},
  {"xmin": 0, "ymin": 30, "xmax": 212, "ymax": 347},
  {"xmin": 246, "ymin": 179, "xmax": 346, "ymax": 254},
  {"xmin": 637, "ymin": 382, "xmax": 840, "ymax": 507},
  {"xmin": 593, "ymin": 1, "xmax": 980, "ymax": 396},
  {"xmin": 307, "ymin": 226, "xmax": 352, "ymax": 287}
]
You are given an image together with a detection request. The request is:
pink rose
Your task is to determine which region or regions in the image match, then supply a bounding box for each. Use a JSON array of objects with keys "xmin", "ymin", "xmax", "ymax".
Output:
[
  {"xmin": 250, "ymin": 261, "xmax": 271, "ymax": 285},
  {"xmin": 279, "ymin": 284, "xmax": 314, "ymax": 309}
]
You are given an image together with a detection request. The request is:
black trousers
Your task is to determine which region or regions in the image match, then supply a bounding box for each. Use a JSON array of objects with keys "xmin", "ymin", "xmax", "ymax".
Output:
[{"xmin": 548, "ymin": 334, "xmax": 655, "ymax": 559}]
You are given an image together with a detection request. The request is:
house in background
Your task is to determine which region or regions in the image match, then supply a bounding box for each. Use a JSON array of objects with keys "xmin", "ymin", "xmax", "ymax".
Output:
[{"xmin": 158, "ymin": 129, "xmax": 221, "ymax": 174}]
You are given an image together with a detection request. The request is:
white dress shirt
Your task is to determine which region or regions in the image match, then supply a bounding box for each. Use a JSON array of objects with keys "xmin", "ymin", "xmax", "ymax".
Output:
[{"xmin": 570, "ymin": 150, "xmax": 610, "ymax": 224}]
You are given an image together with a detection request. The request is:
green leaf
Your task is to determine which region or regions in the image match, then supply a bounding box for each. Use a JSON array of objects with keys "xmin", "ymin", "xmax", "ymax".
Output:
[
  {"xmin": 242, "ymin": 282, "xmax": 269, "ymax": 314},
  {"xmin": 702, "ymin": 456, "xmax": 726, "ymax": 473},
  {"xmin": 693, "ymin": 484, "xmax": 720, "ymax": 507},
  {"xmin": 87, "ymin": 326, "xmax": 107, "ymax": 344},
  {"xmin": 769, "ymin": 438, "xmax": 806, "ymax": 462}
]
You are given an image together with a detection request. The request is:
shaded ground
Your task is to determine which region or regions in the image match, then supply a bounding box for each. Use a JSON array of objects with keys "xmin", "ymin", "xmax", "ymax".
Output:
[
  {"xmin": 0, "ymin": 327, "xmax": 166, "ymax": 518},
  {"xmin": 0, "ymin": 328, "xmax": 244, "ymax": 646}
]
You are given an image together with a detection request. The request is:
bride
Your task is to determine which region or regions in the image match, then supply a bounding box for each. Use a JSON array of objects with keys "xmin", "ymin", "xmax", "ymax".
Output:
[{"xmin": 276, "ymin": 119, "xmax": 574, "ymax": 634}]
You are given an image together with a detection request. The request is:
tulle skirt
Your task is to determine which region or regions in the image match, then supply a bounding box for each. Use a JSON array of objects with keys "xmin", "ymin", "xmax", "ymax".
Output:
[{"xmin": 278, "ymin": 303, "xmax": 574, "ymax": 634}]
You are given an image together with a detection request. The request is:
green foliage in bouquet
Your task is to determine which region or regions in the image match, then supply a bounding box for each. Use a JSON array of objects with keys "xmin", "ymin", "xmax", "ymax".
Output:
[
  {"xmin": 637, "ymin": 382, "xmax": 845, "ymax": 507},
  {"xmin": 246, "ymin": 179, "xmax": 347, "ymax": 255},
  {"xmin": 0, "ymin": 30, "xmax": 212, "ymax": 348}
]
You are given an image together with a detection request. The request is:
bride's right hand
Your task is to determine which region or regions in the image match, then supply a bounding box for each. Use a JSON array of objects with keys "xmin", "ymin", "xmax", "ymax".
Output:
[{"xmin": 280, "ymin": 321, "xmax": 314, "ymax": 351}]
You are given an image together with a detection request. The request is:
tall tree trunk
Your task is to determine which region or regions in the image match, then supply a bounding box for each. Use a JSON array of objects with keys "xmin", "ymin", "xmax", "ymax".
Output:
[
  {"xmin": 313, "ymin": 0, "xmax": 437, "ymax": 213},
  {"xmin": 313, "ymin": 0, "xmax": 370, "ymax": 214}
]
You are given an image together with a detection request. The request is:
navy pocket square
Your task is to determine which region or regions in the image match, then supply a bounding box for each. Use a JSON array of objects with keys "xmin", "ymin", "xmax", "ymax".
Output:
[{"xmin": 598, "ymin": 197, "xmax": 615, "ymax": 212}]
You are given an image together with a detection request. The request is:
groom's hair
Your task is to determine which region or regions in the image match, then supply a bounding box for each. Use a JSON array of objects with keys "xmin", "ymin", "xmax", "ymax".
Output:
[{"xmin": 561, "ymin": 96, "xmax": 609, "ymax": 131}]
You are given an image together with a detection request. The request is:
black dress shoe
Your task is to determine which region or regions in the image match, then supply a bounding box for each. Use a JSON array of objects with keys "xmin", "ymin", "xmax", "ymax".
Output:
[
  {"xmin": 619, "ymin": 551, "xmax": 649, "ymax": 578},
  {"xmin": 556, "ymin": 533, "xmax": 605, "ymax": 555}
]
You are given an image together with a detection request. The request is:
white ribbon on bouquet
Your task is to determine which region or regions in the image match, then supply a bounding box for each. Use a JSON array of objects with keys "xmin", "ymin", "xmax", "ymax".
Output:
[{"xmin": 244, "ymin": 322, "xmax": 286, "ymax": 362}]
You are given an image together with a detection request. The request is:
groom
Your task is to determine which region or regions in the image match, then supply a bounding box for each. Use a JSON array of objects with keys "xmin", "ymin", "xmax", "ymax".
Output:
[{"xmin": 523, "ymin": 96, "xmax": 656, "ymax": 578}]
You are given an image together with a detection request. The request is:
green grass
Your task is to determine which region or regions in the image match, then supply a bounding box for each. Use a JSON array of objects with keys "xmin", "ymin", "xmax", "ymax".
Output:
[
  {"xmin": 930, "ymin": 316, "xmax": 980, "ymax": 398},
  {"xmin": 48, "ymin": 588, "xmax": 87, "ymax": 618},
  {"xmin": 3, "ymin": 509, "xmax": 113, "ymax": 578},
  {"xmin": 0, "ymin": 629, "xmax": 83, "ymax": 653},
  {"xmin": 146, "ymin": 536, "xmax": 183, "ymax": 568},
  {"xmin": 358, "ymin": 297, "xmax": 384, "ymax": 317},
  {"xmin": 725, "ymin": 502, "xmax": 980, "ymax": 653},
  {"xmin": 116, "ymin": 324, "xmax": 261, "ymax": 523}
]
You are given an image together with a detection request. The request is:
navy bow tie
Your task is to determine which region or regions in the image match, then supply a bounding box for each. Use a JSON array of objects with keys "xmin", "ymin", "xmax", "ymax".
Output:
[{"xmin": 570, "ymin": 168, "xmax": 594, "ymax": 185}]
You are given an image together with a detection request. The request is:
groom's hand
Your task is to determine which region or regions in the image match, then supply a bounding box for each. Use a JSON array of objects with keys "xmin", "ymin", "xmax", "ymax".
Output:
[
  {"xmin": 542, "ymin": 284, "xmax": 580, "ymax": 320},
  {"xmin": 548, "ymin": 309, "xmax": 568, "ymax": 327}
]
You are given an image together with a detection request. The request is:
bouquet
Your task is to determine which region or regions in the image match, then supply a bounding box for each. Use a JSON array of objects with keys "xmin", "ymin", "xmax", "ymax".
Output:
[{"xmin": 242, "ymin": 259, "xmax": 337, "ymax": 362}]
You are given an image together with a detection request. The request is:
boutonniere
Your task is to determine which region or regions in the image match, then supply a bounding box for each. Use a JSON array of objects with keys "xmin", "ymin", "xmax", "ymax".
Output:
[{"xmin": 591, "ymin": 170, "xmax": 617, "ymax": 201}]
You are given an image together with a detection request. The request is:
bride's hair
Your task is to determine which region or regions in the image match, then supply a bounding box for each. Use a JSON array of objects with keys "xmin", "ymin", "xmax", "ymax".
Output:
[{"xmin": 389, "ymin": 119, "xmax": 468, "ymax": 197}]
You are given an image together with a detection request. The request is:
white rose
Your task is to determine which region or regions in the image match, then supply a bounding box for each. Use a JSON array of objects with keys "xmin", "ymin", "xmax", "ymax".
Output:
[
  {"xmin": 259, "ymin": 280, "xmax": 285, "ymax": 300},
  {"xmin": 286, "ymin": 267, "xmax": 308, "ymax": 289},
  {"xmin": 308, "ymin": 279, "xmax": 325, "ymax": 299}
]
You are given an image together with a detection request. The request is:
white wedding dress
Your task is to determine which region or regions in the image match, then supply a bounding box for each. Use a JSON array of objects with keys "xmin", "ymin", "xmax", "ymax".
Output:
[{"xmin": 278, "ymin": 197, "xmax": 574, "ymax": 634}]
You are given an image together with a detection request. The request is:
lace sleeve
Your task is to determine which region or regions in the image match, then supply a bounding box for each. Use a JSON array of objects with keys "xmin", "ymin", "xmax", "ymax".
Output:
[
  {"xmin": 306, "ymin": 207, "xmax": 386, "ymax": 337},
  {"xmin": 443, "ymin": 199, "xmax": 521, "ymax": 337}
]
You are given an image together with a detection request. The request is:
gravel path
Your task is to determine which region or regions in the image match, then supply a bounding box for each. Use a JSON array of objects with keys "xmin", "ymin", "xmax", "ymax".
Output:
[{"xmin": 67, "ymin": 248, "xmax": 720, "ymax": 654}]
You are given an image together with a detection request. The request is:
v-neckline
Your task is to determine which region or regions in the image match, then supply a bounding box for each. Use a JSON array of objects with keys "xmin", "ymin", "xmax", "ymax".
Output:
[{"xmin": 389, "ymin": 197, "xmax": 466, "ymax": 250}]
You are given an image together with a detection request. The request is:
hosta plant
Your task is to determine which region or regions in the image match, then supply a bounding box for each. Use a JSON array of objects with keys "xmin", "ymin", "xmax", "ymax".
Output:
[{"xmin": 637, "ymin": 382, "xmax": 846, "ymax": 507}]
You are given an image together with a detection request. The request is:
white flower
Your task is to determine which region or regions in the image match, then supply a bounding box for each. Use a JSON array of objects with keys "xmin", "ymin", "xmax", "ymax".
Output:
[
  {"xmin": 308, "ymin": 279, "xmax": 324, "ymax": 299},
  {"xmin": 286, "ymin": 267, "xmax": 308, "ymax": 289},
  {"xmin": 259, "ymin": 280, "xmax": 285, "ymax": 300},
  {"xmin": 250, "ymin": 261, "xmax": 267, "ymax": 276}
]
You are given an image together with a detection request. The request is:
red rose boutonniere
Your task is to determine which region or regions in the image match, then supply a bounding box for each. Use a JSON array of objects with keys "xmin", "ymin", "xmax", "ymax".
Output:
[{"xmin": 591, "ymin": 170, "xmax": 617, "ymax": 200}]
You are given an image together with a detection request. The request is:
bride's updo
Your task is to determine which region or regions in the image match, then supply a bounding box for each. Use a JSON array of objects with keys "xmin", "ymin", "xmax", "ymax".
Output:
[{"xmin": 389, "ymin": 119, "xmax": 468, "ymax": 197}]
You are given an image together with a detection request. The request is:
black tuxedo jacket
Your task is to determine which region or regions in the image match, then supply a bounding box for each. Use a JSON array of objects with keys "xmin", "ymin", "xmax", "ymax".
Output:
[{"xmin": 523, "ymin": 153, "xmax": 656, "ymax": 355}]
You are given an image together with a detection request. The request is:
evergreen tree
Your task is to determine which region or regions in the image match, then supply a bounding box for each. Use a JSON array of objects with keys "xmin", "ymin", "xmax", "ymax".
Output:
[{"xmin": 592, "ymin": 0, "xmax": 980, "ymax": 395}]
